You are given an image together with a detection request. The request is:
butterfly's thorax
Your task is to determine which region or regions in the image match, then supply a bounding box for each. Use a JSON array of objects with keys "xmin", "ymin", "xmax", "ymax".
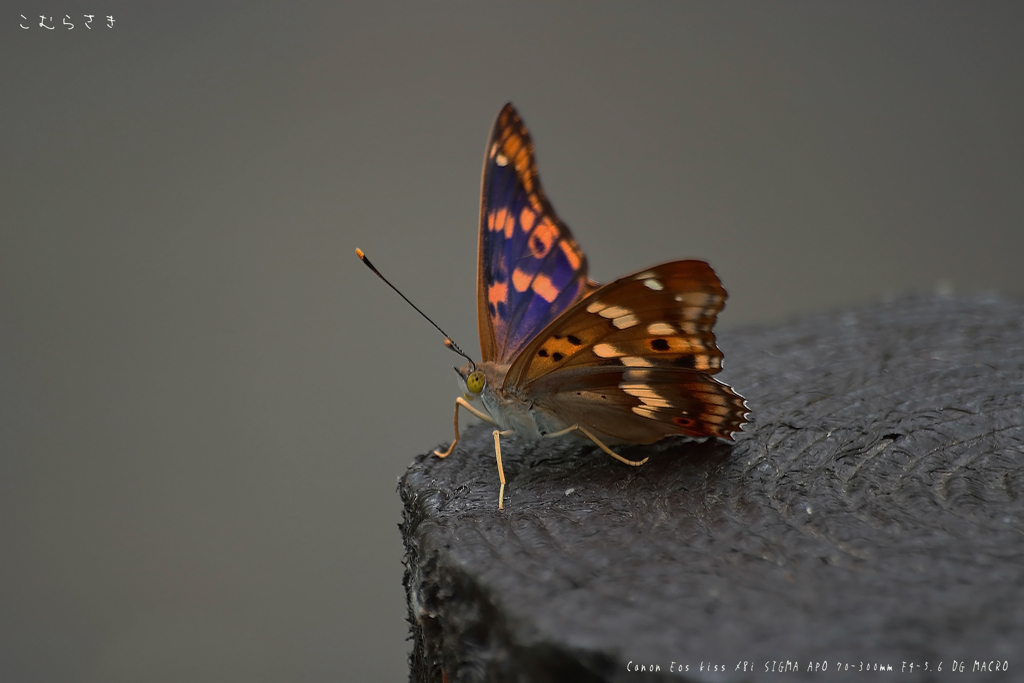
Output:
[{"xmin": 476, "ymin": 361, "xmax": 571, "ymax": 441}]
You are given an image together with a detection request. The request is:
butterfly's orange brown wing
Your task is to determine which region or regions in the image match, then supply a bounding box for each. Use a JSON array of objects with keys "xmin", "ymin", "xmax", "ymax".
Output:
[{"xmin": 506, "ymin": 261, "xmax": 748, "ymax": 441}]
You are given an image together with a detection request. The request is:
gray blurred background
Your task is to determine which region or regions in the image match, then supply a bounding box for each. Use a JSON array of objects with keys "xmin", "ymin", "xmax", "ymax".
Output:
[{"xmin": 2, "ymin": 2, "xmax": 1022, "ymax": 680}]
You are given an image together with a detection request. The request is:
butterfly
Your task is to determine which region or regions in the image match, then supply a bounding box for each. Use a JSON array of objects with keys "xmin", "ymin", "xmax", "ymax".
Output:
[{"xmin": 424, "ymin": 103, "xmax": 748, "ymax": 509}]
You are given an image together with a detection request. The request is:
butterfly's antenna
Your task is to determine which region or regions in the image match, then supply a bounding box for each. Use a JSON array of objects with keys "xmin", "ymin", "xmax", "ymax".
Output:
[{"xmin": 356, "ymin": 248, "xmax": 476, "ymax": 368}]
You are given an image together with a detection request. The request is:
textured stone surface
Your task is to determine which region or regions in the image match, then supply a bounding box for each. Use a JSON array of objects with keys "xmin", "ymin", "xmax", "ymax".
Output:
[{"xmin": 400, "ymin": 296, "xmax": 1024, "ymax": 682}]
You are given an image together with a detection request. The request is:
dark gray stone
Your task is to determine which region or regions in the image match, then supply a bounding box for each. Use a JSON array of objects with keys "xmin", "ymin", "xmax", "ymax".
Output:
[{"xmin": 400, "ymin": 295, "xmax": 1024, "ymax": 682}]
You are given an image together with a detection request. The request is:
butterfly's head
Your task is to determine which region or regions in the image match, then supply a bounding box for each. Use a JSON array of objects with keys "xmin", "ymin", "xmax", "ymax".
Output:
[{"xmin": 456, "ymin": 363, "xmax": 487, "ymax": 401}]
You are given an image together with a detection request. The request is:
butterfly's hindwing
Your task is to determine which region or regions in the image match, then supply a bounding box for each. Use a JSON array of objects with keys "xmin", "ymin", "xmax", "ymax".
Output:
[
  {"xmin": 531, "ymin": 367, "xmax": 747, "ymax": 442},
  {"xmin": 478, "ymin": 104, "xmax": 596, "ymax": 364}
]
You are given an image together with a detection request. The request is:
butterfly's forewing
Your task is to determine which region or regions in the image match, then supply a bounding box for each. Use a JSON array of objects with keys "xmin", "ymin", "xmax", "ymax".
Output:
[
  {"xmin": 506, "ymin": 260, "xmax": 748, "ymax": 440},
  {"xmin": 477, "ymin": 104, "xmax": 597, "ymax": 364},
  {"xmin": 506, "ymin": 261, "xmax": 727, "ymax": 384}
]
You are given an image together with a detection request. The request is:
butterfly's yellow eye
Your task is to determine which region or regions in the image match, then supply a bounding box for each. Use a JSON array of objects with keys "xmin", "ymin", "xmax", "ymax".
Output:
[{"xmin": 466, "ymin": 370, "xmax": 486, "ymax": 395}]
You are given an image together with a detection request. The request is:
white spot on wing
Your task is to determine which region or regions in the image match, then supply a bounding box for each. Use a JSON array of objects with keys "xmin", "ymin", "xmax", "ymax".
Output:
[
  {"xmin": 495, "ymin": 153, "xmax": 509, "ymax": 167},
  {"xmin": 587, "ymin": 301, "xmax": 607, "ymax": 314},
  {"xmin": 647, "ymin": 322, "xmax": 674, "ymax": 335},
  {"xmin": 612, "ymin": 314, "xmax": 639, "ymax": 329},
  {"xmin": 635, "ymin": 271, "xmax": 656, "ymax": 280},
  {"xmin": 640, "ymin": 395, "xmax": 672, "ymax": 408},
  {"xmin": 644, "ymin": 278, "xmax": 664, "ymax": 291},
  {"xmin": 593, "ymin": 343, "xmax": 620, "ymax": 358},
  {"xmin": 621, "ymin": 357, "xmax": 653, "ymax": 367},
  {"xmin": 598, "ymin": 305, "xmax": 630, "ymax": 319},
  {"xmin": 632, "ymin": 405, "xmax": 658, "ymax": 419},
  {"xmin": 619, "ymin": 382, "xmax": 659, "ymax": 399}
]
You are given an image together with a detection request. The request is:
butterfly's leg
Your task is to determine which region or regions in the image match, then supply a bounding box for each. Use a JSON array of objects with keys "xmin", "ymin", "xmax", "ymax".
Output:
[
  {"xmin": 434, "ymin": 397, "xmax": 496, "ymax": 458},
  {"xmin": 492, "ymin": 428, "xmax": 514, "ymax": 509},
  {"xmin": 543, "ymin": 424, "xmax": 649, "ymax": 467}
]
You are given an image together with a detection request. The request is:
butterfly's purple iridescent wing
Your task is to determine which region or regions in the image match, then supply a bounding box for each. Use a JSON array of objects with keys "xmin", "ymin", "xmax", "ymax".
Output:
[
  {"xmin": 506, "ymin": 260, "xmax": 748, "ymax": 441},
  {"xmin": 477, "ymin": 104, "xmax": 597, "ymax": 364}
]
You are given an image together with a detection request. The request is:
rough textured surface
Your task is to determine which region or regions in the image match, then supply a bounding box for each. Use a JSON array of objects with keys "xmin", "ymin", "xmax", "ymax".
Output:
[{"xmin": 400, "ymin": 296, "xmax": 1024, "ymax": 682}]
